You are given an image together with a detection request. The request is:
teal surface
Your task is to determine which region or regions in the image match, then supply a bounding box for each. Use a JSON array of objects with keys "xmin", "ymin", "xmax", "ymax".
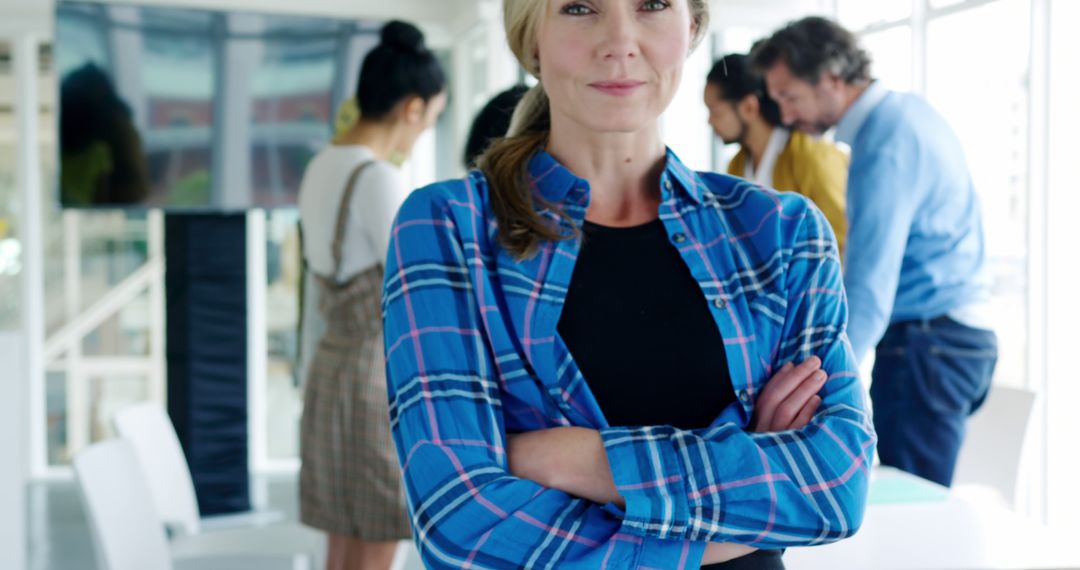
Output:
[{"xmin": 869, "ymin": 473, "xmax": 949, "ymax": 505}]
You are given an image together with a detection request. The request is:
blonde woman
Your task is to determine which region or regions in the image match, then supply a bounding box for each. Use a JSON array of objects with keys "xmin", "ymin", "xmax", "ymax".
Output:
[{"xmin": 383, "ymin": 2, "xmax": 874, "ymax": 568}]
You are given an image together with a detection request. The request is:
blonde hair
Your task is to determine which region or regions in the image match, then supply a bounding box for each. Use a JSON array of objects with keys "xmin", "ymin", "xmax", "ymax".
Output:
[{"xmin": 481, "ymin": 0, "xmax": 709, "ymax": 259}]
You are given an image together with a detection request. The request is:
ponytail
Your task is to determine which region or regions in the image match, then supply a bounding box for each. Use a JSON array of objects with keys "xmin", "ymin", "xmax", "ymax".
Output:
[{"xmin": 477, "ymin": 84, "xmax": 572, "ymax": 260}]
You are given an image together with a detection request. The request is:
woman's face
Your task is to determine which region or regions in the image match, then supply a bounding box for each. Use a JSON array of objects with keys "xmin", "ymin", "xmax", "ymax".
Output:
[{"xmin": 536, "ymin": 0, "xmax": 694, "ymax": 135}]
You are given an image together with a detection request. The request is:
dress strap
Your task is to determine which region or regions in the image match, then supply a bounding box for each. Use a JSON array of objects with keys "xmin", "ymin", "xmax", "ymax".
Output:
[{"xmin": 330, "ymin": 160, "xmax": 376, "ymax": 281}]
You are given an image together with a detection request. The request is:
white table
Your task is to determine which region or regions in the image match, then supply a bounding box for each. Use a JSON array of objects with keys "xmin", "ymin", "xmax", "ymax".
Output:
[{"xmin": 784, "ymin": 467, "xmax": 1080, "ymax": 570}]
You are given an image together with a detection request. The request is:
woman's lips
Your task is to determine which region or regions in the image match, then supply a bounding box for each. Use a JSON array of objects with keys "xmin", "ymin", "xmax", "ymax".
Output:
[{"xmin": 589, "ymin": 80, "xmax": 646, "ymax": 97}]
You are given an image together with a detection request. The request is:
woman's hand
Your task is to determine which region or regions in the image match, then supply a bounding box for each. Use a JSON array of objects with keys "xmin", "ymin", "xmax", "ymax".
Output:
[
  {"xmin": 507, "ymin": 427, "xmax": 623, "ymax": 506},
  {"xmin": 750, "ymin": 356, "xmax": 828, "ymax": 433}
]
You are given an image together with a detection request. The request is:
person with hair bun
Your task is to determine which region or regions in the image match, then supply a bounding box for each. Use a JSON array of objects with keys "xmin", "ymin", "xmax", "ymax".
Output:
[
  {"xmin": 462, "ymin": 84, "xmax": 530, "ymax": 169},
  {"xmin": 297, "ymin": 19, "xmax": 446, "ymax": 570},
  {"xmin": 384, "ymin": 2, "xmax": 873, "ymax": 568}
]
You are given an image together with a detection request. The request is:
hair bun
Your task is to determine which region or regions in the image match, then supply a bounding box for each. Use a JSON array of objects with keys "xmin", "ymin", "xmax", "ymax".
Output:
[{"xmin": 381, "ymin": 21, "xmax": 426, "ymax": 55}]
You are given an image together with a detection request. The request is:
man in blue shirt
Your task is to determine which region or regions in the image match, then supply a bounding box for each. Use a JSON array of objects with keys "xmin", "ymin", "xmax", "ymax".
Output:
[{"xmin": 752, "ymin": 16, "xmax": 998, "ymax": 487}]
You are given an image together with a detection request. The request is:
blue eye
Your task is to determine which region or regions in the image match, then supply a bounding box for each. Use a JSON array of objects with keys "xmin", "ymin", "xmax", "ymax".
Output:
[
  {"xmin": 561, "ymin": 3, "xmax": 593, "ymax": 15},
  {"xmin": 642, "ymin": 0, "xmax": 670, "ymax": 11}
]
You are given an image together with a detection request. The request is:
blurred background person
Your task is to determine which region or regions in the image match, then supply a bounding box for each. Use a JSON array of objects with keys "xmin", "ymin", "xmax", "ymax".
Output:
[
  {"xmin": 59, "ymin": 62, "xmax": 149, "ymax": 206},
  {"xmin": 704, "ymin": 53, "xmax": 847, "ymax": 254},
  {"xmin": 296, "ymin": 20, "xmax": 447, "ymax": 570},
  {"xmin": 462, "ymin": 84, "xmax": 529, "ymax": 169},
  {"xmin": 754, "ymin": 16, "xmax": 997, "ymax": 487}
]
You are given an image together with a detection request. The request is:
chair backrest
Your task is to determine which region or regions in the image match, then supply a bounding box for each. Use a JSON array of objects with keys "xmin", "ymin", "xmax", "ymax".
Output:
[
  {"xmin": 73, "ymin": 439, "xmax": 173, "ymax": 570},
  {"xmin": 952, "ymin": 385, "xmax": 1037, "ymax": 508},
  {"xmin": 112, "ymin": 402, "xmax": 202, "ymax": 535}
]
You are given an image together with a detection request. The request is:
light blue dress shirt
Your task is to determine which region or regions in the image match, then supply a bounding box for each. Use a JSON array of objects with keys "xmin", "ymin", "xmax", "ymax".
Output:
[{"xmin": 837, "ymin": 81, "xmax": 993, "ymax": 362}]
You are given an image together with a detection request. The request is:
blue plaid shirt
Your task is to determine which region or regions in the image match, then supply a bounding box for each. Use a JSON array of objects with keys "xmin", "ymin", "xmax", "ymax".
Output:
[{"xmin": 383, "ymin": 149, "xmax": 876, "ymax": 569}]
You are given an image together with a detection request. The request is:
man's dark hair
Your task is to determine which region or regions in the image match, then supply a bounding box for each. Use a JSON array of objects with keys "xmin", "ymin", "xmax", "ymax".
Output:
[
  {"xmin": 356, "ymin": 21, "xmax": 447, "ymax": 119},
  {"xmin": 706, "ymin": 53, "xmax": 782, "ymax": 127},
  {"xmin": 750, "ymin": 16, "xmax": 872, "ymax": 85}
]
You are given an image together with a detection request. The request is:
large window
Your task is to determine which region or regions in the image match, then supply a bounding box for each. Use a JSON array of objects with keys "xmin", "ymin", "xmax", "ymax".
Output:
[
  {"xmin": 926, "ymin": 0, "xmax": 1031, "ymax": 388},
  {"xmin": 838, "ymin": 0, "xmax": 913, "ymax": 29},
  {"xmin": 861, "ymin": 25, "xmax": 913, "ymax": 92},
  {"xmin": 841, "ymin": 0, "xmax": 1032, "ymax": 392},
  {"xmin": 839, "ymin": 0, "xmax": 1053, "ymax": 519}
]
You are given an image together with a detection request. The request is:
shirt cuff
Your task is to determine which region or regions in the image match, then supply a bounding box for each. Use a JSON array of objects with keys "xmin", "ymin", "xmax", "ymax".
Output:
[{"xmin": 600, "ymin": 426, "xmax": 691, "ymax": 540}]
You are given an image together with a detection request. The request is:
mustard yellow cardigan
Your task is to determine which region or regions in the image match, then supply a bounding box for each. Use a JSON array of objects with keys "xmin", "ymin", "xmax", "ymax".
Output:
[{"xmin": 728, "ymin": 130, "xmax": 849, "ymax": 255}]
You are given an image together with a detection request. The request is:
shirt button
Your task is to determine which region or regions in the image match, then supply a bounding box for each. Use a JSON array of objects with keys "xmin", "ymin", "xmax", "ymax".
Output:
[
  {"xmin": 664, "ymin": 179, "xmax": 673, "ymax": 192},
  {"xmin": 672, "ymin": 233, "xmax": 687, "ymax": 244},
  {"xmin": 713, "ymin": 297, "xmax": 727, "ymax": 310},
  {"xmin": 738, "ymin": 390, "xmax": 750, "ymax": 403}
]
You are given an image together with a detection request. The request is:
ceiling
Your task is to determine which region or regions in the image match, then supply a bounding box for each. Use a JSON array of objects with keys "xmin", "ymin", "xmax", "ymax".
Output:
[
  {"xmin": 0, "ymin": 0, "xmax": 489, "ymax": 40},
  {"xmin": 1, "ymin": 0, "xmax": 832, "ymax": 44}
]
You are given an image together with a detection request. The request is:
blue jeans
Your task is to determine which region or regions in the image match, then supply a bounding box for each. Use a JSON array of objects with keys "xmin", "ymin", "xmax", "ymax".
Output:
[{"xmin": 870, "ymin": 316, "xmax": 998, "ymax": 487}]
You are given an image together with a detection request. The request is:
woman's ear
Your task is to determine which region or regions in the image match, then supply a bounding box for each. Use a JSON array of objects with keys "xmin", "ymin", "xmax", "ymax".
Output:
[
  {"xmin": 402, "ymin": 96, "xmax": 425, "ymax": 125},
  {"xmin": 689, "ymin": 14, "xmax": 701, "ymax": 50}
]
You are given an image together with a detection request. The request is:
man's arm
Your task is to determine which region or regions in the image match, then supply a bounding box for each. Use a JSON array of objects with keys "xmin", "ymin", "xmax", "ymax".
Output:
[{"xmin": 843, "ymin": 150, "xmax": 919, "ymax": 361}]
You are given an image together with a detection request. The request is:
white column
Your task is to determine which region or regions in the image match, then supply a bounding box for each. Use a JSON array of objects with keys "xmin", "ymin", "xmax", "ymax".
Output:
[
  {"xmin": 106, "ymin": 6, "xmax": 149, "ymax": 130},
  {"xmin": 246, "ymin": 210, "xmax": 269, "ymax": 478},
  {"xmin": 218, "ymin": 14, "xmax": 265, "ymax": 210},
  {"xmin": 63, "ymin": 212, "xmax": 88, "ymax": 457},
  {"xmin": 4, "ymin": 30, "xmax": 43, "ymax": 570},
  {"xmin": 1023, "ymin": 0, "xmax": 1050, "ymax": 523},
  {"xmin": 148, "ymin": 210, "xmax": 167, "ymax": 406}
]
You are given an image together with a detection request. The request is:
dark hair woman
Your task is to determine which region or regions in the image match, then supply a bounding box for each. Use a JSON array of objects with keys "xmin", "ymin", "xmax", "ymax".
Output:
[{"xmin": 296, "ymin": 20, "xmax": 446, "ymax": 570}]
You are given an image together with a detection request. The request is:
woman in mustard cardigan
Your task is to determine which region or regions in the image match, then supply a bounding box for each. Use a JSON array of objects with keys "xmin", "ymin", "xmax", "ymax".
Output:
[{"xmin": 705, "ymin": 53, "xmax": 849, "ymax": 255}]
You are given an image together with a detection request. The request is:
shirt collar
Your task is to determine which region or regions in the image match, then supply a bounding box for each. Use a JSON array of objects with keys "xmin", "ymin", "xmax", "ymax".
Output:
[
  {"xmin": 835, "ymin": 80, "xmax": 889, "ymax": 146},
  {"xmin": 527, "ymin": 147, "xmax": 705, "ymax": 215}
]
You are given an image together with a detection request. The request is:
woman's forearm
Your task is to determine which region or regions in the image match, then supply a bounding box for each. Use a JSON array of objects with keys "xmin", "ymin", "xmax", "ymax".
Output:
[
  {"xmin": 509, "ymin": 428, "xmax": 760, "ymax": 562},
  {"xmin": 507, "ymin": 427, "xmax": 623, "ymax": 506}
]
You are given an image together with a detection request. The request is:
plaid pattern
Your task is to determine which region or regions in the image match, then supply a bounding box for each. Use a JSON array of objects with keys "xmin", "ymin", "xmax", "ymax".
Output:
[
  {"xmin": 299, "ymin": 160, "xmax": 411, "ymax": 540},
  {"xmin": 383, "ymin": 150, "xmax": 876, "ymax": 569}
]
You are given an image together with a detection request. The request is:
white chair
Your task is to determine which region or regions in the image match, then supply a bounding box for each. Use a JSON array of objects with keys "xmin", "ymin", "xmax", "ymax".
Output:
[
  {"xmin": 76, "ymin": 439, "xmax": 319, "ymax": 570},
  {"xmin": 952, "ymin": 385, "xmax": 1037, "ymax": 509},
  {"xmin": 73, "ymin": 439, "xmax": 174, "ymax": 570},
  {"xmin": 111, "ymin": 401, "xmax": 285, "ymax": 535},
  {"xmin": 112, "ymin": 403, "xmax": 322, "ymax": 568}
]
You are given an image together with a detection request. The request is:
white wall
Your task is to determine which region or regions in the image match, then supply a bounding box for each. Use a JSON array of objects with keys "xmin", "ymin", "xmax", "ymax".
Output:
[
  {"xmin": 0, "ymin": 0, "xmax": 488, "ymax": 48},
  {"xmin": 1045, "ymin": 0, "xmax": 1080, "ymax": 529}
]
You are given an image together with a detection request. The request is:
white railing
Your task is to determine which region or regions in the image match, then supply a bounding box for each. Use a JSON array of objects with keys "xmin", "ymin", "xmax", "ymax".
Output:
[{"xmin": 38, "ymin": 210, "xmax": 166, "ymax": 475}]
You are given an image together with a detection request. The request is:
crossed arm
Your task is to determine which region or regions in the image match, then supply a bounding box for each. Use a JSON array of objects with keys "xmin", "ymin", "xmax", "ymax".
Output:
[
  {"xmin": 506, "ymin": 358, "xmax": 830, "ymax": 564},
  {"xmin": 384, "ymin": 188, "xmax": 874, "ymax": 568}
]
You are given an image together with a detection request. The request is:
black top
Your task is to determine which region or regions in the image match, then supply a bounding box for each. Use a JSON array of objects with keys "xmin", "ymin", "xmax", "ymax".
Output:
[
  {"xmin": 557, "ymin": 219, "xmax": 735, "ymax": 430},
  {"xmin": 557, "ymin": 219, "xmax": 783, "ymax": 569}
]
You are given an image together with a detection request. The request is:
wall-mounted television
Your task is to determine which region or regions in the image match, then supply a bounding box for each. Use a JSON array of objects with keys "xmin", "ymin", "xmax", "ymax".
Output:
[{"xmin": 55, "ymin": 0, "xmax": 382, "ymax": 210}]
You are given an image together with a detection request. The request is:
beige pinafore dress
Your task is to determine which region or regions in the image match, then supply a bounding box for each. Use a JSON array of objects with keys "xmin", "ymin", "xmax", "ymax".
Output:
[{"xmin": 299, "ymin": 161, "xmax": 411, "ymax": 540}]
